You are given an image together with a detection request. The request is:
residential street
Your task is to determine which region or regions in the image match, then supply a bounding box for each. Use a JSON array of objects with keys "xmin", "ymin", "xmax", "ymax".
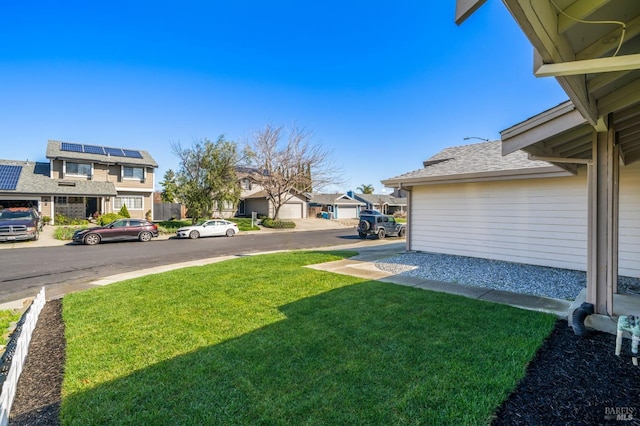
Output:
[{"xmin": 0, "ymin": 226, "xmax": 379, "ymax": 305}]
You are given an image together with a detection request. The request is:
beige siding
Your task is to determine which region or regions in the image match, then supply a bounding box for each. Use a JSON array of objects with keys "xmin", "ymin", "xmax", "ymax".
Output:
[
  {"xmin": 619, "ymin": 162, "xmax": 640, "ymax": 277},
  {"xmin": 410, "ymin": 162, "xmax": 640, "ymax": 277},
  {"xmin": 410, "ymin": 171, "xmax": 589, "ymax": 271}
]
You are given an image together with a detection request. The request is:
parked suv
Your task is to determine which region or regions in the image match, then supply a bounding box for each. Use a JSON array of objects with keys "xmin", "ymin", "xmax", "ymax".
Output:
[
  {"xmin": 0, "ymin": 208, "xmax": 42, "ymax": 242},
  {"xmin": 357, "ymin": 214, "xmax": 406, "ymax": 239}
]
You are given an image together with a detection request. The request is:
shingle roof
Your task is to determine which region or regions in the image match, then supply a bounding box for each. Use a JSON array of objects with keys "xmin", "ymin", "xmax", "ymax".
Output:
[
  {"xmin": 353, "ymin": 193, "xmax": 407, "ymax": 206},
  {"xmin": 0, "ymin": 159, "xmax": 117, "ymax": 196},
  {"xmin": 310, "ymin": 193, "xmax": 365, "ymax": 206},
  {"xmin": 382, "ymin": 140, "xmax": 568, "ymax": 185},
  {"xmin": 46, "ymin": 140, "xmax": 158, "ymax": 168}
]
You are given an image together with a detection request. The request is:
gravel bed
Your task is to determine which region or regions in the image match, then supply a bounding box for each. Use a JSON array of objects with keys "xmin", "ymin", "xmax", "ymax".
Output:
[{"xmin": 375, "ymin": 252, "xmax": 640, "ymax": 301}]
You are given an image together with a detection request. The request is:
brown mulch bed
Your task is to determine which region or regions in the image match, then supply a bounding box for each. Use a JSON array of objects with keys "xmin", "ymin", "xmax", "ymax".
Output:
[
  {"xmin": 5, "ymin": 302, "xmax": 640, "ymax": 425},
  {"xmin": 9, "ymin": 299, "xmax": 64, "ymax": 426}
]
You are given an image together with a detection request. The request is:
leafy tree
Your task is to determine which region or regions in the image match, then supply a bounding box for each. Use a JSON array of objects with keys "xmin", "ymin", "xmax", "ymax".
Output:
[
  {"xmin": 357, "ymin": 184, "xmax": 375, "ymax": 194},
  {"xmin": 160, "ymin": 169, "xmax": 179, "ymax": 203},
  {"xmin": 118, "ymin": 204, "xmax": 130, "ymax": 218},
  {"xmin": 245, "ymin": 124, "xmax": 343, "ymax": 219},
  {"xmin": 172, "ymin": 136, "xmax": 242, "ymax": 224}
]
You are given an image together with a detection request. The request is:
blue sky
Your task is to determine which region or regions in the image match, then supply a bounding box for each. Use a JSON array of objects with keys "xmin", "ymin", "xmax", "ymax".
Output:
[{"xmin": 0, "ymin": 1, "xmax": 568, "ymax": 193}]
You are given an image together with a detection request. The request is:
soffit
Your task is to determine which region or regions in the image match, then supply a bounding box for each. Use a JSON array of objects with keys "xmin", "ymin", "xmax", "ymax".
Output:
[{"xmin": 461, "ymin": 0, "xmax": 640, "ymax": 166}]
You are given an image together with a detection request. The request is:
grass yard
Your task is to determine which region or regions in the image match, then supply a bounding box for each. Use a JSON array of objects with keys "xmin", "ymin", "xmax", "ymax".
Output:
[{"xmin": 61, "ymin": 251, "xmax": 556, "ymax": 425}]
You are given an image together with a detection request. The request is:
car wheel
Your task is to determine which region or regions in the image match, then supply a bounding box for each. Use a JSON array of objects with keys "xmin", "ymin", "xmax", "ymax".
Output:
[
  {"xmin": 358, "ymin": 232, "xmax": 367, "ymax": 239},
  {"xmin": 139, "ymin": 231, "xmax": 153, "ymax": 242},
  {"xmin": 358, "ymin": 221, "xmax": 370, "ymax": 232},
  {"xmin": 189, "ymin": 230, "xmax": 200, "ymax": 239},
  {"xmin": 84, "ymin": 233, "xmax": 101, "ymax": 245},
  {"xmin": 226, "ymin": 229, "xmax": 235, "ymax": 237},
  {"xmin": 377, "ymin": 228, "xmax": 386, "ymax": 239},
  {"xmin": 398, "ymin": 227, "xmax": 406, "ymax": 238}
]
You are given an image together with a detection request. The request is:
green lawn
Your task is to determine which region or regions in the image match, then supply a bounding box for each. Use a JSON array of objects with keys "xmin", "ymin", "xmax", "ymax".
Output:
[{"xmin": 60, "ymin": 251, "xmax": 556, "ymax": 425}]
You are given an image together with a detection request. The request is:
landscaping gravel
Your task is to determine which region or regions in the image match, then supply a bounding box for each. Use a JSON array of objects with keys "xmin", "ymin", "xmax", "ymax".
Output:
[{"xmin": 375, "ymin": 252, "xmax": 640, "ymax": 301}]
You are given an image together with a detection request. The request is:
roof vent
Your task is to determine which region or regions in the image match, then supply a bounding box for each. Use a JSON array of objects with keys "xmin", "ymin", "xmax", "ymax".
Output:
[
  {"xmin": 58, "ymin": 181, "xmax": 77, "ymax": 187},
  {"xmin": 423, "ymin": 158, "xmax": 452, "ymax": 168}
]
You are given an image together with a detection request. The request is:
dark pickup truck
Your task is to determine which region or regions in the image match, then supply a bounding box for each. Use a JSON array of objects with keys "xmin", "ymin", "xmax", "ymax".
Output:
[{"xmin": 0, "ymin": 208, "xmax": 42, "ymax": 242}]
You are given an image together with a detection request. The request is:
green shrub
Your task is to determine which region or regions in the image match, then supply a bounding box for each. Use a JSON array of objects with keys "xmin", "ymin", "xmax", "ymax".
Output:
[
  {"xmin": 118, "ymin": 204, "xmax": 131, "ymax": 218},
  {"xmin": 54, "ymin": 214, "xmax": 89, "ymax": 226},
  {"xmin": 261, "ymin": 218, "xmax": 296, "ymax": 229},
  {"xmin": 42, "ymin": 216, "xmax": 51, "ymax": 225},
  {"xmin": 97, "ymin": 213, "xmax": 123, "ymax": 226},
  {"xmin": 54, "ymin": 225, "xmax": 88, "ymax": 240}
]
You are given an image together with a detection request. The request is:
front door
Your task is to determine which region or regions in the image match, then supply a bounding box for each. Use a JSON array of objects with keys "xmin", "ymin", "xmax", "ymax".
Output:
[{"xmin": 86, "ymin": 198, "xmax": 98, "ymax": 218}]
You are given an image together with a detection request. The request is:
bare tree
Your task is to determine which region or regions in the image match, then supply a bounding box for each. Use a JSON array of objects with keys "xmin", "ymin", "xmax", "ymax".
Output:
[{"xmin": 245, "ymin": 124, "xmax": 343, "ymax": 219}]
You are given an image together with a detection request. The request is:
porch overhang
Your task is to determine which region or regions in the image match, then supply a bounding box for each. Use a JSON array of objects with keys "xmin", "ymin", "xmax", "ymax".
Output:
[{"xmin": 457, "ymin": 0, "xmax": 640, "ymax": 318}]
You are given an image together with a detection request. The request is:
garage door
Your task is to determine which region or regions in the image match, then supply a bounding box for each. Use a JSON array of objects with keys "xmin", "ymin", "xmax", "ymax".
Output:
[
  {"xmin": 336, "ymin": 206, "xmax": 358, "ymax": 219},
  {"xmin": 0, "ymin": 198, "xmax": 39, "ymax": 209},
  {"xmin": 278, "ymin": 203, "xmax": 303, "ymax": 219}
]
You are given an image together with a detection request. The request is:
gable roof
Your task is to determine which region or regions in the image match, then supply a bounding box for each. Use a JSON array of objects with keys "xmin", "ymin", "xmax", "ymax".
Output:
[
  {"xmin": 46, "ymin": 140, "xmax": 158, "ymax": 168},
  {"xmin": 310, "ymin": 193, "xmax": 365, "ymax": 206},
  {"xmin": 382, "ymin": 140, "xmax": 571, "ymax": 187},
  {"xmin": 0, "ymin": 159, "xmax": 117, "ymax": 196},
  {"xmin": 353, "ymin": 193, "xmax": 406, "ymax": 207}
]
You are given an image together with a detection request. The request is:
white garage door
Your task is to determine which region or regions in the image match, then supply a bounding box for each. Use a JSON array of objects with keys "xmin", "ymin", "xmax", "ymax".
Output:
[
  {"xmin": 278, "ymin": 203, "xmax": 303, "ymax": 219},
  {"xmin": 337, "ymin": 206, "xmax": 358, "ymax": 219}
]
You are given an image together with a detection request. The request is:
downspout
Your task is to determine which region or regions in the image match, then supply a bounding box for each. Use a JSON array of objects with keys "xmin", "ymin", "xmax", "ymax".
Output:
[
  {"xmin": 398, "ymin": 183, "xmax": 411, "ymax": 250},
  {"xmin": 572, "ymin": 302, "xmax": 595, "ymax": 337}
]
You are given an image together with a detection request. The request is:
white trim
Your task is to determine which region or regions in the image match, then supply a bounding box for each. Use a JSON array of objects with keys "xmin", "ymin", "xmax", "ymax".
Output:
[
  {"xmin": 382, "ymin": 166, "xmax": 572, "ymax": 187},
  {"xmin": 114, "ymin": 187, "xmax": 154, "ymax": 193}
]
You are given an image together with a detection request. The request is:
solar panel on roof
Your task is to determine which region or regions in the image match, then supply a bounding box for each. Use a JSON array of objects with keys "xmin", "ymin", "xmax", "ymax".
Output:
[
  {"xmin": 122, "ymin": 149, "xmax": 143, "ymax": 159},
  {"xmin": 0, "ymin": 165, "xmax": 22, "ymax": 190},
  {"xmin": 83, "ymin": 145, "xmax": 105, "ymax": 155},
  {"xmin": 61, "ymin": 142, "xmax": 83, "ymax": 152},
  {"xmin": 104, "ymin": 147, "xmax": 125, "ymax": 157}
]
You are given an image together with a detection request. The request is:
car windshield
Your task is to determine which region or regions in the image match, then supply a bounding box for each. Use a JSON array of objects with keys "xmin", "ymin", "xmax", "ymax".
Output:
[{"xmin": 0, "ymin": 210, "xmax": 33, "ymax": 220}]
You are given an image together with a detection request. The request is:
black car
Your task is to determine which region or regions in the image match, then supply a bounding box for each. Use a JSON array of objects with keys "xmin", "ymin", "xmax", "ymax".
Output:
[
  {"xmin": 357, "ymin": 214, "xmax": 406, "ymax": 239},
  {"xmin": 73, "ymin": 219, "xmax": 159, "ymax": 245}
]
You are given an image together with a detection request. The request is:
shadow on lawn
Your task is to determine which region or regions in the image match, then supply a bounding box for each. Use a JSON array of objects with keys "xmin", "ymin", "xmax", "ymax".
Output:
[{"xmin": 60, "ymin": 281, "xmax": 554, "ymax": 425}]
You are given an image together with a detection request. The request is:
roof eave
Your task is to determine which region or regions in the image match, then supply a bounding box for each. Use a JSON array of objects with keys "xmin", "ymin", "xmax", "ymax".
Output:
[{"xmin": 382, "ymin": 166, "xmax": 572, "ymax": 188}]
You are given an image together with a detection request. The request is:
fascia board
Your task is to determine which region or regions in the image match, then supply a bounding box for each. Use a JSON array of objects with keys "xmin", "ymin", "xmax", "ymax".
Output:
[{"xmin": 381, "ymin": 166, "xmax": 572, "ymax": 187}]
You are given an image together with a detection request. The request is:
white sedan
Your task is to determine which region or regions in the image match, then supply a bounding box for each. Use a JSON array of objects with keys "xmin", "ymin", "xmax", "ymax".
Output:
[{"xmin": 176, "ymin": 219, "xmax": 239, "ymax": 239}]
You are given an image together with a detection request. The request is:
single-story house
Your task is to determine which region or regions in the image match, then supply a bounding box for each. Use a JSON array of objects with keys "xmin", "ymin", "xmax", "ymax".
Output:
[
  {"xmin": 0, "ymin": 140, "xmax": 158, "ymax": 223},
  {"xmin": 308, "ymin": 193, "xmax": 365, "ymax": 219},
  {"xmin": 349, "ymin": 191, "xmax": 407, "ymax": 216},
  {"xmin": 381, "ymin": 139, "xmax": 640, "ymax": 279}
]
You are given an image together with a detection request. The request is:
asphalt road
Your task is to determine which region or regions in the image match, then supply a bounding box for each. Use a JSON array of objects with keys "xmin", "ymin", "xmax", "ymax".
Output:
[{"xmin": 0, "ymin": 229, "xmax": 364, "ymax": 304}]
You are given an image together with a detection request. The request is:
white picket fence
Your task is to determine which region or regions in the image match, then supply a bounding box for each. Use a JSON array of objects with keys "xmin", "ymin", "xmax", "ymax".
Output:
[{"xmin": 0, "ymin": 288, "xmax": 46, "ymax": 426}]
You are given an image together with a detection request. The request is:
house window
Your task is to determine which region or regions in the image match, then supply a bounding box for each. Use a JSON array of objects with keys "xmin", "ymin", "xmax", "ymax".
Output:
[
  {"xmin": 240, "ymin": 178, "xmax": 251, "ymax": 190},
  {"xmin": 113, "ymin": 196, "xmax": 143, "ymax": 210},
  {"xmin": 66, "ymin": 162, "xmax": 92, "ymax": 177},
  {"xmin": 54, "ymin": 196, "xmax": 68, "ymax": 206},
  {"xmin": 122, "ymin": 166, "xmax": 144, "ymax": 180}
]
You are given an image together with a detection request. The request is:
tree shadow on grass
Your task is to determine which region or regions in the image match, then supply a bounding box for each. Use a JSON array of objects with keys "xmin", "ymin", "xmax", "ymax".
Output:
[{"xmin": 60, "ymin": 281, "xmax": 554, "ymax": 425}]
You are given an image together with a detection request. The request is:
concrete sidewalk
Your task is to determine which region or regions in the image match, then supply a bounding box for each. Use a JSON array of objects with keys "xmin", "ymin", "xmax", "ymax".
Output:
[
  {"xmin": 0, "ymin": 221, "xmax": 571, "ymax": 322},
  {"xmin": 306, "ymin": 243, "xmax": 571, "ymax": 318}
]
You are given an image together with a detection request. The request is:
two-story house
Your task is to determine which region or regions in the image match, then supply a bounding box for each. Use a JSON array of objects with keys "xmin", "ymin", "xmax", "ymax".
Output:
[
  {"xmin": 0, "ymin": 140, "xmax": 158, "ymax": 223},
  {"xmin": 214, "ymin": 167, "xmax": 309, "ymax": 219}
]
